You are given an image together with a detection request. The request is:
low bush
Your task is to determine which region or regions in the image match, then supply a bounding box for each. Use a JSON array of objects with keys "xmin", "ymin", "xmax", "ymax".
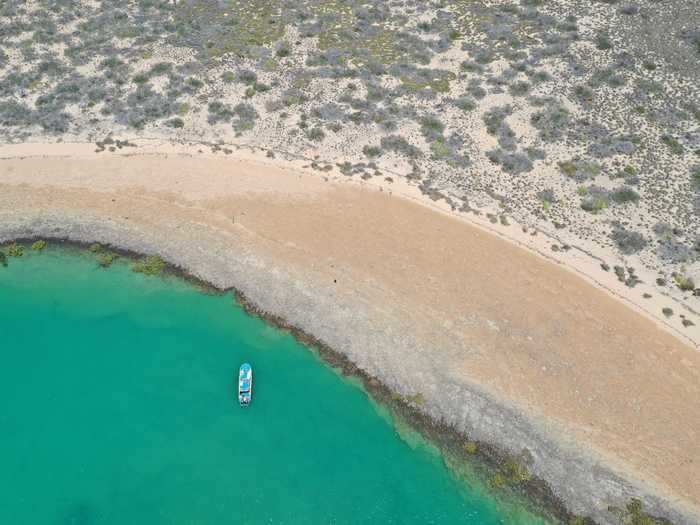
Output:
[
  {"xmin": 595, "ymin": 31, "xmax": 613, "ymax": 50},
  {"xmin": 132, "ymin": 255, "xmax": 166, "ymax": 275},
  {"xmin": 673, "ymin": 274, "xmax": 695, "ymax": 291},
  {"xmin": 306, "ymin": 127, "xmax": 325, "ymax": 142},
  {"xmin": 7, "ymin": 243, "xmax": 24, "ymax": 257},
  {"xmin": 31, "ymin": 240, "xmax": 47, "ymax": 251},
  {"xmin": 611, "ymin": 226, "xmax": 647, "ymax": 254},
  {"xmin": 489, "ymin": 457, "xmax": 531, "ymax": 489},
  {"xmin": 207, "ymin": 101, "xmax": 235, "ymax": 124},
  {"xmin": 558, "ymin": 159, "xmax": 601, "ymax": 182},
  {"xmin": 483, "ymin": 106, "xmax": 512, "ymax": 135},
  {"xmin": 165, "ymin": 117, "xmax": 184, "ymax": 128},
  {"xmin": 463, "ymin": 441, "xmax": 478, "ymax": 454},
  {"xmin": 486, "ymin": 149, "xmax": 533, "ymax": 175},
  {"xmin": 231, "ymin": 103, "xmax": 258, "ymax": 134},
  {"xmin": 661, "ymin": 135, "xmax": 683, "ymax": 155},
  {"xmin": 97, "ymin": 253, "xmax": 117, "ymax": 268},
  {"xmin": 611, "ymin": 187, "xmax": 640, "ymax": 204},
  {"xmin": 691, "ymin": 165, "xmax": 700, "ymax": 189},
  {"xmin": 508, "ymin": 81, "xmax": 530, "ymax": 97},
  {"xmin": 454, "ymin": 97, "xmax": 476, "ymax": 112},
  {"xmin": 531, "ymin": 101, "xmax": 570, "ymax": 142},
  {"xmin": 362, "ymin": 145, "xmax": 382, "ymax": 157},
  {"xmin": 406, "ymin": 392, "xmax": 425, "ymax": 405},
  {"xmin": 380, "ymin": 135, "xmax": 421, "ymax": 158},
  {"xmin": 419, "ymin": 115, "xmax": 445, "ymax": 140}
]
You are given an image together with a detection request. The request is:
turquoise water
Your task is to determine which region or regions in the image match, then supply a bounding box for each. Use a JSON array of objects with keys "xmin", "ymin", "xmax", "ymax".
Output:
[{"xmin": 0, "ymin": 248, "xmax": 551, "ymax": 525}]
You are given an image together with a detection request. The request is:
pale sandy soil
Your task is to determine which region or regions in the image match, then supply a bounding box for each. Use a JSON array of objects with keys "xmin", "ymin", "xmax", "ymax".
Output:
[{"xmin": 0, "ymin": 143, "xmax": 698, "ymax": 524}]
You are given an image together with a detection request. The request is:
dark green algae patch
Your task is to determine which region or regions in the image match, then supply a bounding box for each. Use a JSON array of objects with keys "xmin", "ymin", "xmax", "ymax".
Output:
[{"xmin": 0, "ymin": 238, "xmax": 668, "ymax": 525}]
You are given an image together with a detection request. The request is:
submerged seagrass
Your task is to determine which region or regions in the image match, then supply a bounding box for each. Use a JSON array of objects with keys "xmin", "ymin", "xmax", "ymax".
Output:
[{"xmin": 0, "ymin": 248, "xmax": 552, "ymax": 525}]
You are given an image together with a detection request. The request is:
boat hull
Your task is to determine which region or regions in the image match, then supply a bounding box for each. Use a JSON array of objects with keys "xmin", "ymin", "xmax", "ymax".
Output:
[{"xmin": 238, "ymin": 363, "xmax": 253, "ymax": 407}]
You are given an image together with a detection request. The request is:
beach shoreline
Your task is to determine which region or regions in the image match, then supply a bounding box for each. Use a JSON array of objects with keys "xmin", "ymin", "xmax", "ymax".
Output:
[{"xmin": 1, "ymin": 142, "xmax": 699, "ymax": 524}]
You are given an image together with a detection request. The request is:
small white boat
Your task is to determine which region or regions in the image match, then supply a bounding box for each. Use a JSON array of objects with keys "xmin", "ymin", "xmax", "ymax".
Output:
[{"xmin": 238, "ymin": 363, "xmax": 253, "ymax": 407}]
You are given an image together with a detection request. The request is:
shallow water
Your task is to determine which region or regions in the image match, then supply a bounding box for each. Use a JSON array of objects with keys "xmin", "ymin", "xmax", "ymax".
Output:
[{"xmin": 0, "ymin": 248, "xmax": 552, "ymax": 525}]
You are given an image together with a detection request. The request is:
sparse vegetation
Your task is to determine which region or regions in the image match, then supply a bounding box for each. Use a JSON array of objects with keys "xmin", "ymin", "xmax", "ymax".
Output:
[
  {"xmin": 7, "ymin": 243, "xmax": 24, "ymax": 257},
  {"xmin": 661, "ymin": 135, "xmax": 683, "ymax": 155},
  {"xmin": 97, "ymin": 252, "xmax": 117, "ymax": 268},
  {"xmin": 692, "ymin": 166, "xmax": 700, "ymax": 189},
  {"xmin": 132, "ymin": 255, "xmax": 166, "ymax": 275},
  {"xmin": 489, "ymin": 457, "xmax": 531, "ymax": 489},
  {"xmin": 463, "ymin": 441, "xmax": 478, "ymax": 454},
  {"xmin": 673, "ymin": 274, "xmax": 695, "ymax": 292},
  {"xmin": 31, "ymin": 240, "xmax": 47, "ymax": 251},
  {"xmin": 611, "ymin": 187, "xmax": 640, "ymax": 204},
  {"xmin": 609, "ymin": 498, "xmax": 674, "ymax": 525},
  {"xmin": 406, "ymin": 392, "xmax": 425, "ymax": 406},
  {"xmin": 611, "ymin": 226, "xmax": 647, "ymax": 254}
]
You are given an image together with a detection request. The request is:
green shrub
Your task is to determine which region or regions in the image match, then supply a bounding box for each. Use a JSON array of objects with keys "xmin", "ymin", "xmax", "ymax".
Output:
[
  {"xmin": 307, "ymin": 127, "xmax": 325, "ymax": 142},
  {"xmin": 611, "ymin": 187, "xmax": 640, "ymax": 204},
  {"xmin": 132, "ymin": 72, "xmax": 149, "ymax": 85},
  {"xmin": 674, "ymin": 274, "xmax": 695, "ymax": 291},
  {"xmin": 489, "ymin": 457, "xmax": 531, "ymax": 489},
  {"xmin": 608, "ymin": 498, "xmax": 672, "ymax": 525},
  {"xmin": 148, "ymin": 62, "xmax": 172, "ymax": 77},
  {"xmin": 165, "ymin": 117, "xmax": 184, "ymax": 128},
  {"xmin": 0, "ymin": 252, "xmax": 6, "ymax": 267},
  {"xmin": 489, "ymin": 472, "xmax": 507, "ymax": 488},
  {"xmin": 275, "ymin": 43, "xmax": 291, "ymax": 57},
  {"xmin": 132, "ymin": 255, "xmax": 166, "ymax": 275},
  {"xmin": 88, "ymin": 243, "xmax": 103, "ymax": 253},
  {"xmin": 406, "ymin": 392, "xmax": 425, "ymax": 405},
  {"xmin": 595, "ymin": 32, "xmax": 612, "ymax": 50},
  {"xmin": 97, "ymin": 253, "xmax": 117, "ymax": 268},
  {"xmin": 611, "ymin": 226, "xmax": 647, "ymax": 254},
  {"xmin": 7, "ymin": 243, "xmax": 24, "ymax": 257},
  {"xmin": 581, "ymin": 195, "xmax": 609, "ymax": 213},
  {"xmin": 560, "ymin": 160, "xmax": 577, "ymax": 177},
  {"xmin": 508, "ymin": 81, "xmax": 530, "ymax": 97},
  {"xmin": 419, "ymin": 115, "xmax": 445, "ymax": 140},
  {"xmin": 691, "ymin": 166, "xmax": 700, "ymax": 188},
  {"xmin": 362, "ymin": 145, "xmax": 382, "ymax": 157},
  {"xmin": 662, "ymin": 307, "xmax": 673, "ymax": 317},
  {"xmin": 502, "ymin": 459, "xmax": 531, "ymax": 482},
  {"xmin": 430, "ymin": 139, "xmax": 451, "ymax": 159},
  {"xmin": 380, "ymin": 135, "xmax": 421, "ymax": 158},
  {"xmin": 661, "ymin": 135, "xmax": 683, "ymax": 155},
  {"xmin": 463, "ymin": 441, "xmax": 478, "ymax": 454},
  {"xmin": 559, "ymin": 159, "xmax": 601, "ymax": 181},
  {"xmin": 31, "ymin": 239, "xmax": 47, "ymax": 251},
  {"xmin": 454, "ymin": 97, "xmax": 476, "ymax": 112}
]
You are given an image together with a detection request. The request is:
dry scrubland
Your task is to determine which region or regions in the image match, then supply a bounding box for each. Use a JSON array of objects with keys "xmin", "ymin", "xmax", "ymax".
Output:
[{"xmin": 1, "ymin": 0, "xmax": 699, "ymax": 317}]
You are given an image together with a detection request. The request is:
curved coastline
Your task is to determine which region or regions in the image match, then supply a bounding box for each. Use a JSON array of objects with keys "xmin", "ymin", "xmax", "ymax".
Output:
[{"xmin": 1, "ymin": 143, "xmax": 699, "ymax": 525}]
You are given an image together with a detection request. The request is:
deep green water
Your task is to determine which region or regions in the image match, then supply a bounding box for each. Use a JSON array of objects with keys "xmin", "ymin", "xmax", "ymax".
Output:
[{"xmin": 0, "ymin": 248, "xmax": 552, "ymax": 525}]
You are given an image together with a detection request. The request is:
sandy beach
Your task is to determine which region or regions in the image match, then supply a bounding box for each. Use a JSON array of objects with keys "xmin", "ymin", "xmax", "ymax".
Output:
[{"xmin": 0, "ymin": 142, "xmax": 698, "ymax": 524}]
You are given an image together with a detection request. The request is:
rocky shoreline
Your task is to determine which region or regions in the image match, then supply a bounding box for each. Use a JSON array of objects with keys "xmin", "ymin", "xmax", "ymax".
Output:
[{"xmin": 1, "ymin": 209, "xmax": 695, "ymax": 525}]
